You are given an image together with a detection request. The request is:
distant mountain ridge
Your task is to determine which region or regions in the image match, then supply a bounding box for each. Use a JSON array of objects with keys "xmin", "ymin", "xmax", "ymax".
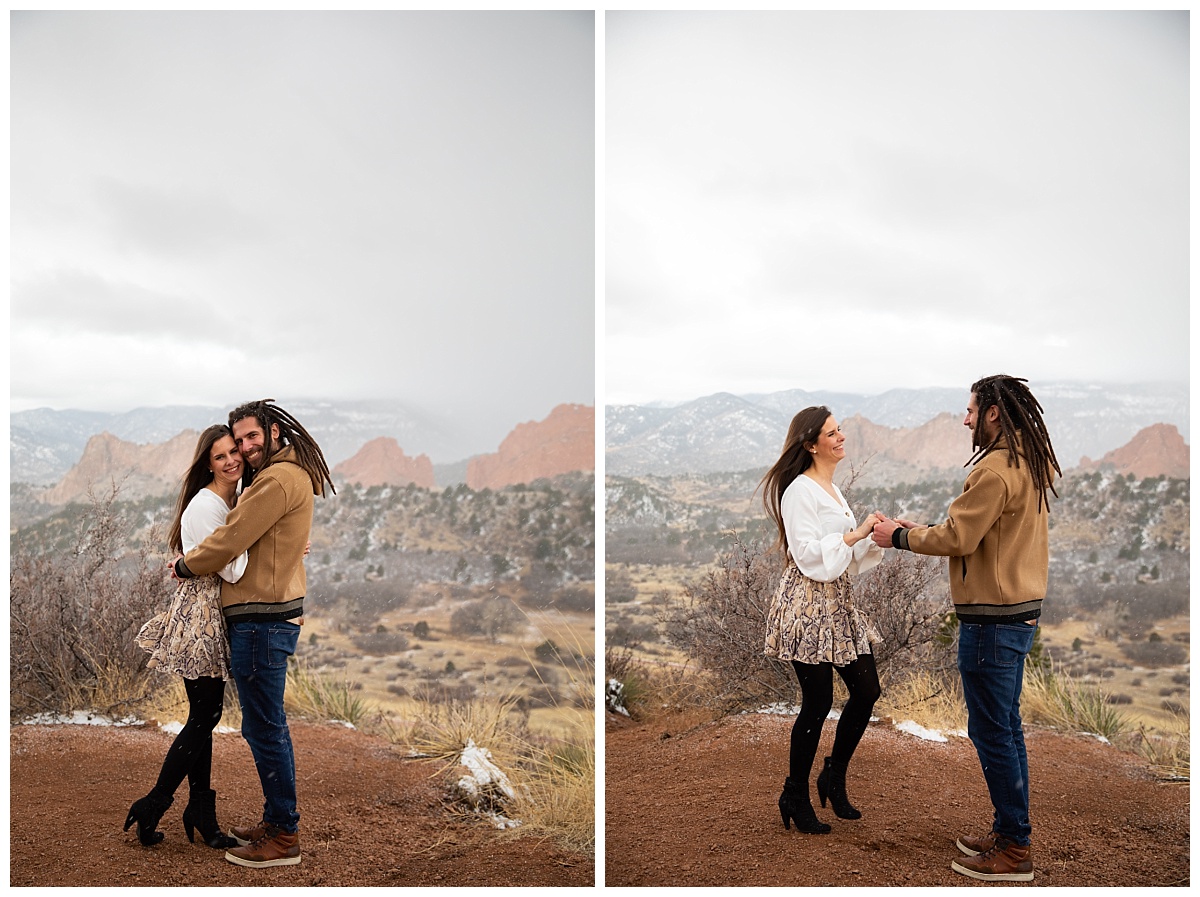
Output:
[
  {"xmin": 606, "ymin": 382, "xmax": 1189, "ymax": 477},
  {"xmin": 20, "ymin": 405, "xmax": 596, "ymax": 506},
  {"xmin": 11, "ymin": 399, "xmax": 556, "ymax": 486}
]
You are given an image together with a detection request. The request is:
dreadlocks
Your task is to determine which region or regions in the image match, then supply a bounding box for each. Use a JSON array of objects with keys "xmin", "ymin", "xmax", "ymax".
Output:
[
  {"xmin": 229, "ymin": 398, "xmax": 336, "ymax": 497},
  {"xmin": 966, "ymin": 375, "xmax": 1061, "ymax": 512}
]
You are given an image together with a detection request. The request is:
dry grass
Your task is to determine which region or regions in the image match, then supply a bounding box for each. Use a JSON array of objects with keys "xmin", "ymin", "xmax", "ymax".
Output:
[
  {"xmin": 1116, "ymin": 706, "xmax": 1190, "ymax": 783},
  {"xmin": 394, "ymin": 639, "xmax": 596, "ymax": 855},
  {"xmin": 875, "ymin": 669, "xmax": 968, "ymax": 733},
  {"xmin": 1021, "ymin": 661, "xmax": 1127, "ymax": 739}
]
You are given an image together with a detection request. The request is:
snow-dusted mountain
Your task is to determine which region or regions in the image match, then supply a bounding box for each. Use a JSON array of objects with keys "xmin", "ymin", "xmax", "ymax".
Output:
[
  {"xmin": 10, "ymin": 399, "xmax": 471, "ymax": 485},
  {"xmin": 606, "ymin": 382, "xmax": 1189, "ymax": 476}
]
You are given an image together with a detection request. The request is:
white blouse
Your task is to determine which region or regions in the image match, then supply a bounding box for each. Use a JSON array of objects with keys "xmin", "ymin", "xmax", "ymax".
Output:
[
  {"xmin": 781, "ymin": 474, "xmax": 884, "ymax": 583},
  {"xmin": 181, "ymin": 487, "xmax": 248, "ymax": 584}
]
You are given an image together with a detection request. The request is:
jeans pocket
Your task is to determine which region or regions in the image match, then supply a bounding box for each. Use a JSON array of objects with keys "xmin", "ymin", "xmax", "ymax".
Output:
[
  {"xmin": 266, "ymin": 624, "xmax": 300, "ymax": 670},
  {"xmin": 994, "ymin": 623, "xmax": 1035, "ymax": 667}
]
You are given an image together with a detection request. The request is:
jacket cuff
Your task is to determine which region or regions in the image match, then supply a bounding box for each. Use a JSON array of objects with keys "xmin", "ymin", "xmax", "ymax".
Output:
[
  {"xmin": 175, "ymin": 557, "xmax": 195, "ymax": 579},
  {"xmin": 892, "ymin": 527, "xmax": 911, "ymax": 551}
]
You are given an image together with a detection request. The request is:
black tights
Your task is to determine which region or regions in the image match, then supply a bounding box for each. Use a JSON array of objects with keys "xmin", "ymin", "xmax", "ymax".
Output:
[
  {"xmin": 789, "ymin": 654, "xmax": 881, "ymax": 781},
  {"xmin": 151, "ymin": 676, "xmax": 226, "ymax": 797}
]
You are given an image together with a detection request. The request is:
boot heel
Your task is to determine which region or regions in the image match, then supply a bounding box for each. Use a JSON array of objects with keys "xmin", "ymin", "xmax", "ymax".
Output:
[
  {"xmin": 778, "ymin": 777, "xmax": 831, "ymax": 835},
  {"xmin": 182, "ymin": 789, "xmax": 237, "ymax": 849},
  {"xmin": 819, "ymin": 757, "xmax": 862, "ymax": 820}
]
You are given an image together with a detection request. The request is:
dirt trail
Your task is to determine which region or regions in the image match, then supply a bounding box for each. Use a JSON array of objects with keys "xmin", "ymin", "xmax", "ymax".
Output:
[
  {"xmin": 10, "ymin": 720, "xmax": 592, "ymax": 887},
  {"xmin": 604, "ymin": 710, "xmax": 1188, "ymax": 887}
]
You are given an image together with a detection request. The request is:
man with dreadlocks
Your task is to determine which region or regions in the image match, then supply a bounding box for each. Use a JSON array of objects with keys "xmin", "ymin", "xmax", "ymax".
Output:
[
  {"xmin": 170, "ymin": 398, "xmax": 334, "ymax": 869},
  {"xmin": 871, "ymin": 375, "xmax": 1060, "ymax": 883}
]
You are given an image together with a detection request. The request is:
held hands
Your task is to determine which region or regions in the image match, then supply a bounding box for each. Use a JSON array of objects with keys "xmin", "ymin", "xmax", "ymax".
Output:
[
  {"xmin": 871, "ymin": 515, "xmax": 921, "ymax": 548},
  {"xmin": 849, "ymin": 512, "xmax": 882, "ymax": 545}
]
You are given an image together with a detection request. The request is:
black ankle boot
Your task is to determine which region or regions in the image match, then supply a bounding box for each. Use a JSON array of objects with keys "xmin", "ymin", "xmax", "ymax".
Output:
[
  {"xmin": 778, "ymin": 776, "xmax": 830, "ymax": 834},
  {"xmin": 124, "ymin": 789, "xmax": 173, "ymax": 846},
  {"xmin": 816, "ymin": 757, "xmax": 861, "ymax": 820},
  {"xmin": 182, "ymin": 788, "xmax": 237, "ymax": 849}
]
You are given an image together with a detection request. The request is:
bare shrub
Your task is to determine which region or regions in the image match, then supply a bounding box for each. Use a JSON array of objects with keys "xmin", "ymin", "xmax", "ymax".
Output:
[
  {"xmin": 412, "ymin": 681, "xmax": 479, "ymax": 704},
  {"xmin": 660, "ymin": 534, "xmax": 795, "ymax": 710},
  {"xmin": 662, "ymin": 533, "xmax": 956, "ymax": 713},
  {"xmin": 851, "ymin": 551, "xmax": 950, "ymax": 683},
  {"xmin": 605, "ymin": 567, "xmax": 638, "ymax": 603},
  {"xmin": 351, "ymin": 631, "xmax": 411, "ymax": 655},
  {"xmin": 549, "ymin": 586, "xmax": 594, "ymax": 614},
  {"xmin": 449, "ymin": 596, "xmax": 523, "ymax": 642},
  {"xmin": 1120, "ymin": 639, "xmax": 1188, "ymax": 668},
  {"xmin": 10, "ymin": 484, "xmax": 167, "ymax": 717}
]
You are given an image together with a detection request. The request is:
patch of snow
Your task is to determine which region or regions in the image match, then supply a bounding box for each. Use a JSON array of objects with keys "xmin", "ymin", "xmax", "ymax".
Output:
[
  {"xmin": 20, "ymin": 711, "xmax": 141, "ymax": 727},
  {"xmin": 605, "ymin": 679, "xmax": 630, "ymax": 716},
  {"xmin": 158, "ymin": 721, "xmax": 239, "ymax": 736},
  {"xmin": 750, "ymin": 703, "xmax": 852, "ymax": 722},
  {"xmin": 894, "ymin": 719, "xmax": 948, "ymax": 742},
  {"xmin": 453, "ymin": 738, "xmax": 521, "ymax": 830}
]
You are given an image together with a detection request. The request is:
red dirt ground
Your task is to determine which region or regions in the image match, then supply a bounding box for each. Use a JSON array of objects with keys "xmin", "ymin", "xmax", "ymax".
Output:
[
  {"xmin": 604, "ymin": 710, "xmax": 1189, "ymax": 887},
  {"xmin": 10, "ymin": 720, "xmax": 592, "ymax": 887}
]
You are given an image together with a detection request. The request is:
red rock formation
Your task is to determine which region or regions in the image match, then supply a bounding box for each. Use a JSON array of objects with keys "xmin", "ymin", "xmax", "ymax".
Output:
[
  {"xmin": 1077, "ymin": 424, "xmax": 1190, "ymax": 479},
  {"xmin": 840, "ymin": 413, "xmax": 972, "ymax": 472},
  {"xmin": 333, "ymin": 437, "xmax": 435, "ymax": 489},
  {"xmin": 44, "ymin": 430, "xmax": 200, "ymax": 505},
  {"xmin": 467, "ymin": 404, "xmax": 595, "ymax": 490}
]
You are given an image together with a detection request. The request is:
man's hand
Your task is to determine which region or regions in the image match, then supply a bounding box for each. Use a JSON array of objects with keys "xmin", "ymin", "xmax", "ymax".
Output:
[
  {"xmin": 871, "ymin": 516, "xmax": 899, "ymax": 548},
  {"xmin": 167, "ymin": 556, "xmax": 184, "ymax": 581},
  {"xmin": 871, "ymin": 516, "xmax": 923, "ymax": 548}
]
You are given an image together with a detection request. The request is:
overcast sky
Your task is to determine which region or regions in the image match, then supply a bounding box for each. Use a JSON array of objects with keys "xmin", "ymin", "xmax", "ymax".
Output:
[
  {"xmin": 11, "ymin": 11, "xmax": 594, "ymax": 443},
  {"xmin": 606, "ymin": 11, "xmax": 1189, "ymax": 405}
]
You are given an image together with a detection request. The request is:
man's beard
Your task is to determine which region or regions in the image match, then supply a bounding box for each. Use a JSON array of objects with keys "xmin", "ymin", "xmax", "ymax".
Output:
[{"xmin": 247, "ymin": 437, "xmax": 276, "ymax": 472}]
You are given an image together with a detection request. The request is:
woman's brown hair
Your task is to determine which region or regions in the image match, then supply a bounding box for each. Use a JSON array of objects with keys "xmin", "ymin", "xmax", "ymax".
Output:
[
  {"xmin": 167, "ymin": 424, "xmax": 235, "ymax": 554},
  {"xmin": 758, "ymin": 406, "xmax": 833, "ymax": 558}
]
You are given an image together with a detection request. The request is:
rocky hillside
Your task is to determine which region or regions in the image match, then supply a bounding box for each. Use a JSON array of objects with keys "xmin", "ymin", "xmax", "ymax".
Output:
[
  {"xmin": 43, "ymin": 430, "xmax": 198, "ymax": 504},
  {"xmin": 333, "ymin": 437, "xmax": 435, "ymax": 489},
  {"xmin": 13, "ymin": 472, "xmax": 596, "ymax": 618},
  {"xmin": 1078, "ymin": 422, "xmax": 1190, "ymax": 479},
  {"xmin": 467, "ymin": 404, "xmax": 595, "ymax": 490}
]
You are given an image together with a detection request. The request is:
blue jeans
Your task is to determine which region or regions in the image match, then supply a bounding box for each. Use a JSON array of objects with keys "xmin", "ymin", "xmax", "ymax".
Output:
[
  {"xmin": 958, "ymin": 621, "xmax": 1036, "ymax": 846},
  {"xmin": 229, "ymin": 620, "xmax": 300, "ymax": 833}
]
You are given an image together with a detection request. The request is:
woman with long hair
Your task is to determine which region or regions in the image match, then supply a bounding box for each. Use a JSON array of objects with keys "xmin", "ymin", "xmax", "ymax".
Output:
[
  {"xmin": 760, "ymin": 406, "xmax": 885, "ymax": 834},
  {"xmin": 124, "ymin": 424, "xmax": 248, "ymax": 849}
]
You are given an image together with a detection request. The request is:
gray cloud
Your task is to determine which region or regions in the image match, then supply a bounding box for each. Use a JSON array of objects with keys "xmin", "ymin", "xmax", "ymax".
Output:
[
  {"xmin": 11, "ymin": 11, "xmax": 594, "ymax": 433},
  {"xmin": 606, "ymin": 11, "xmax": 1188, "ymax": 403}
]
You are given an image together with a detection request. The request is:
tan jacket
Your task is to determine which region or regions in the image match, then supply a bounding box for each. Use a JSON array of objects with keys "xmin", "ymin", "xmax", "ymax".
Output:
[
  {"xmin": 900, "ymin": 434, "xmax": 1049, "ymax": 623},
  {"xmin": 181, "ymin": 446, "xmax": 316, "ymax": 622}
]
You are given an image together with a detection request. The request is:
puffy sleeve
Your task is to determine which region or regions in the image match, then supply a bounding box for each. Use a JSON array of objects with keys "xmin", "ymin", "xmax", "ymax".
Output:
[
  {"xmin": 782, "ymin": 479, "xmax": 883, "ymax": 581},
  {"xmin": 181, "ymin": 490, "xmax": 248, "ymax": 584}
]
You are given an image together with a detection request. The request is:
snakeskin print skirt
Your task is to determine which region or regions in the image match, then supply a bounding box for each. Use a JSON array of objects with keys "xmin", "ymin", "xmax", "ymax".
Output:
[
  {"xmin": 763, "ymin": 561, "xmax": 877, "ymax": 666},
  {"xmin": 136, "ymin": 574, "xmax": 231, "ymax": 680}
]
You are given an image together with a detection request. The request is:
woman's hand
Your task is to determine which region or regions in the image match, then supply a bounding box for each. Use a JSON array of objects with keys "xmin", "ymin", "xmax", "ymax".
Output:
[
  {"xmin": 166, "ymin": 556, "xmax": 183, "ymax": 581},
  {"xmin": 846, "ymin": 513, "xmax": 881, "ymax": 546},
  {"xmin": 304, "ymin": 540, "xmax": 312, "ymax": 558}
]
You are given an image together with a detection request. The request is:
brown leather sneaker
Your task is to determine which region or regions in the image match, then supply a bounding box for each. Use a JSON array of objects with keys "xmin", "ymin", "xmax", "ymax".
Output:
[
  {"xmin": 228, "ymin": 819, "xmax": 268, "ymax": 847},
  {"xmin": 956, "ymin": 829, "xmax": 998, "ymax": 856},
  {"xmin": 951, "ymin": 835, "xmax": 1033, "ymax": 882},
  {"xmin": 224, "ymin": 824, "xmax": 301, "ymax": 868}
]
